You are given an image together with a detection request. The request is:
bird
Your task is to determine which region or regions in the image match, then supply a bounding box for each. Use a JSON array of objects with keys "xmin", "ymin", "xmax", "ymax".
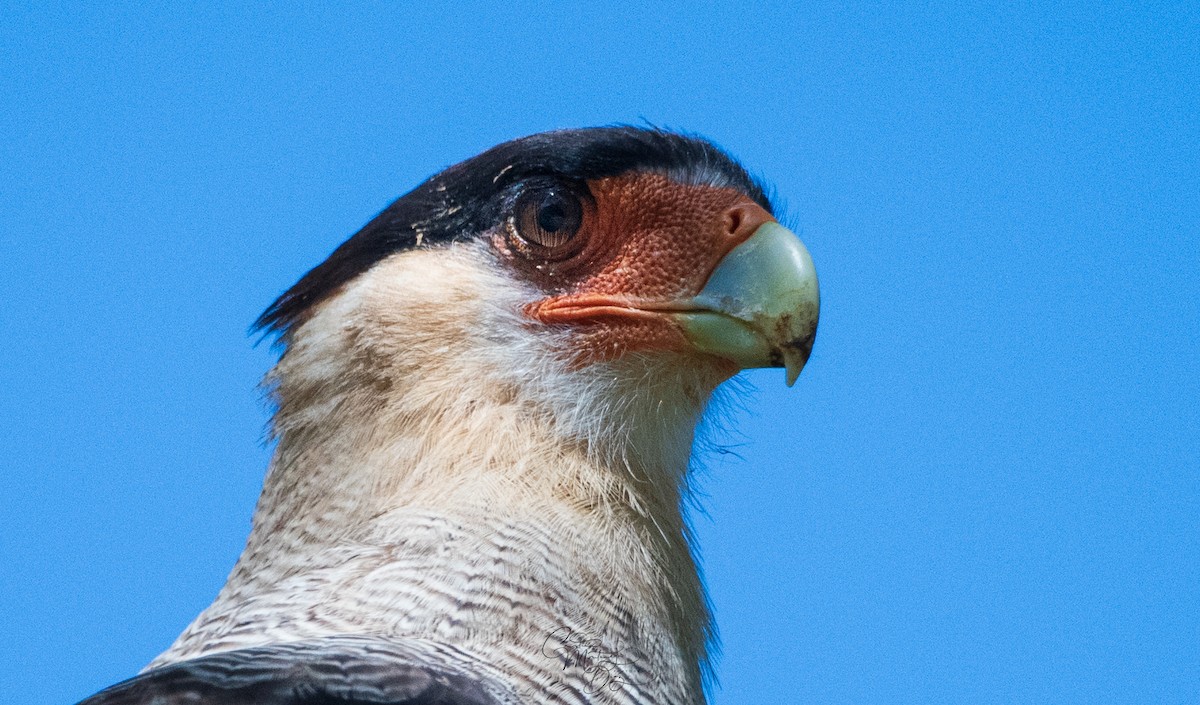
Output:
[{"xmin": 78, "ymin": 127, "xmax": 819, "ymax": 705}]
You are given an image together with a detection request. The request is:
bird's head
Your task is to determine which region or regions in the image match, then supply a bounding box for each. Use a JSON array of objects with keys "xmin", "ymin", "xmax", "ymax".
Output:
[
  {"xmin": 255, "ymin": 127, "xmax": 818, "ymax": 477},
  {"xmin": 123, "ymin": 129, "xmax": 819, "ymax": 698}
]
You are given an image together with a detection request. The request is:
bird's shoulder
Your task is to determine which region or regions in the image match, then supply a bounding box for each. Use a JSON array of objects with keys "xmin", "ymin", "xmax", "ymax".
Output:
[{"xmin": 77, "ymin": 636, "xmax": 516, "ymax": 705}]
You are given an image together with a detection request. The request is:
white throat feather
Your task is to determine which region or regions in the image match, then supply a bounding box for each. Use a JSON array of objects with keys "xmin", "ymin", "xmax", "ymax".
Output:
[{"xmin": 153, "ymin": 242, "xmax": 731, "ymax": 704}]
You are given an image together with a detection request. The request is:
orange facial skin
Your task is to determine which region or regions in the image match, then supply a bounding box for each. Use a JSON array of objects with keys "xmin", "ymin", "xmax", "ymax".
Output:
[{"xmin": 494, "ymin": 172, "xmax": 776, "ymax": 365}]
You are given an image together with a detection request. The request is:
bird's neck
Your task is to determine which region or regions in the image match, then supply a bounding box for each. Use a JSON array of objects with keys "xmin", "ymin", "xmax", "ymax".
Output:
[
  {"xmin": 160, "ymin": 250, "xmax": 727, "ymax": 702},
  {"xmin": 247, "ymin": 328, "xmax": 714, "ymax": 577}
]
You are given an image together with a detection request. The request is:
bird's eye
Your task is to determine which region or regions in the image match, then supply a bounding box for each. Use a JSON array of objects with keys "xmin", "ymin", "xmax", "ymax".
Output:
[{"xmin": 513, "ymin": 187, "xmax": 583, "ymax": 249}]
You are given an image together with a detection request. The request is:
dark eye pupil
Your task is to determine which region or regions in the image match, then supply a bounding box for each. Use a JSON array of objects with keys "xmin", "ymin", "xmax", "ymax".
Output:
[
  {"xmin": 512, "ymin": 185, "xmax": 582, "ymax": 250},
  {"xmin": 537, "ymin": 199, "xmax": 567, "ymax": 232}
]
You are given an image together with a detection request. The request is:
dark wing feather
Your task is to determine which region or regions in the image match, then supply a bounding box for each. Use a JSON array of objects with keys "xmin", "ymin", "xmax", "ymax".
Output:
[{"xmin": 77, "ymin": 638, "xmax": 512, "ymax": 705}]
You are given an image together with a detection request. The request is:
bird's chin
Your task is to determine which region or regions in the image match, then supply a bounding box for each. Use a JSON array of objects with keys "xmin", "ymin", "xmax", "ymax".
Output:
[
  {"xmin": 533, "ymin": 304, "xmax": 811, "ymax": 388},
  {"xmin": 540, "ymin": 315, "xmax": 741, "ymax": 392},
  {"xmin": 545, "ymin": 313, "xmax": 707, "ymax": 365}
]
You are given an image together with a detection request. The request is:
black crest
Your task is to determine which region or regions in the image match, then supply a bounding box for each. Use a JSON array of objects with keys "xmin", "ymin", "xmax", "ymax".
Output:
[{"xmin": 255, "ymin": 127, "xmax": 772, "ymax": 338}]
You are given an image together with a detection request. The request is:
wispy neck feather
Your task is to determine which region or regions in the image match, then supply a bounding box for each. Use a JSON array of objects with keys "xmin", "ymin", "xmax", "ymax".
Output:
[{"xmin": 158, "ymin": 244, "xmax": 728, "ymax": 702}]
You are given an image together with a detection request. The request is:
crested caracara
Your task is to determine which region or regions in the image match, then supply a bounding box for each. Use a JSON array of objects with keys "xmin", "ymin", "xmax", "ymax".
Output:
[{"xmin": 79, "ymin": 127, "xmax": 819, "ymax": 705}]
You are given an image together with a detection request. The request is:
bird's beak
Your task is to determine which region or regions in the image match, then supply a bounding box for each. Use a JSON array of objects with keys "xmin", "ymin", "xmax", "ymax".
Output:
[{"xmin": 673, "ymin": 222, "xmax": 819, "ymax": 386}]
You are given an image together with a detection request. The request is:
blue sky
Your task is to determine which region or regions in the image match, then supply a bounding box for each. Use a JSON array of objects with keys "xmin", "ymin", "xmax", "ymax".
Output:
[{"xmin": 1, "ymin": 3, "xmax": 1196, "ymax": 703}]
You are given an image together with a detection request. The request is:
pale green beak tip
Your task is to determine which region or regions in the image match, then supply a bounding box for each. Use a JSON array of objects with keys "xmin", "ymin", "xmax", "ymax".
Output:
[{"xmin": 677, "ymin": 222, "xmax": 819, "ymax": 386}]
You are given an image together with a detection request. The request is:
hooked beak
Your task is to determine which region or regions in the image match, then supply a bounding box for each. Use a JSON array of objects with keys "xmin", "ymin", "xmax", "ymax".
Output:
[{"xmin": 673, "ymin": 222, "xmax": 819, "ymax": 386}]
